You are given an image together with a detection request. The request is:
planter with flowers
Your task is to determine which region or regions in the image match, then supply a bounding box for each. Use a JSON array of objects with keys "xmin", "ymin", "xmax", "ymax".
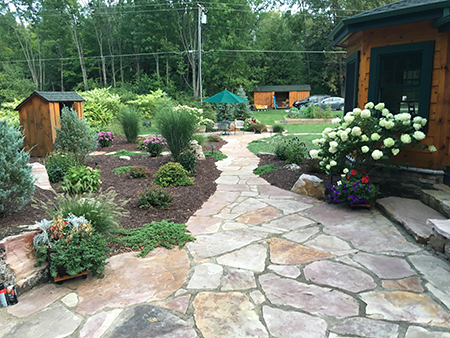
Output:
[
  {"xmin": 309, "ymin": 102, "xmax": 436, "ymax": 207},
  {"xmin": 33, "ymin": 214, "xmax": 109, "ymax": 282},
  {"xmin": 97, "ymin": 131, "xmax": 115, "ymax": 147},
  {"xmin": 138, "ymin": 134, "xmax": 168, "ymax": 157}
]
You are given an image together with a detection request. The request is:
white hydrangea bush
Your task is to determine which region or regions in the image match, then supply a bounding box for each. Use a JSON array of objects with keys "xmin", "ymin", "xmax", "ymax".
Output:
[{"xmin": 310, "ymin": 102, "xmax": 436, "ymax": 174}]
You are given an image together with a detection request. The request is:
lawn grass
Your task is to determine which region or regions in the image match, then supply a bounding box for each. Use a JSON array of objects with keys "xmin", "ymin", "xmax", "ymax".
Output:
[{"xmin": 247, "ymin": 134, "xmax": 320, "ymax": 155}]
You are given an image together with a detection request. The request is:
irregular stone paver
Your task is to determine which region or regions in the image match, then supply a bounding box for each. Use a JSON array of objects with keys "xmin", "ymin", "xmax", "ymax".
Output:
[
  {"xmin": 405, "ymin": 326, "xmax": 450, "ymax": 338},
  {"xmin": 268, "ymin": 237, "xmax": 332, "ymax": 265},
  {"xmin": 249, "ymin": 290, "xmax": 265, "ymax": 304},
  {"xmin": 221, "ymin": 220, "xmax": 248, "ymax": 230},
  {"xmin": 260, "ymin": 273, "xmax": 359, "ymax": 318},
  {"xmin": 259, "ymin": 198, "xmax": 313, "ymax": 214},
  {"xmin": 408, "ymin": 254, "xmax": 450, "ymax": 297},
  {"xmin": 222, "ymin": 268, "xmax": 256, "ymax": 290},
  {"xmin": 7, "ymin": 304, "xmax": 81, "ymax": 338},
  {"xmin": 216, "ymin": 183, "xmax": 250, "ymax": 192},
  {"xmin": 426, "ymin": 283, "xmax": 450, "ymax": 310},
  {"xmin": 193, "ymin": 292, "xmax": 268, "ymax": 338},
  {"xmin": 157, "ymin": 295, "xmax": 190, "ymax": 315},
  {"xmin": 304, "ymin": 260, "xmax": 376, "ymax": 292},
  {"xmin": 102, "ymin": 305, "xmax": 196, "ymax": 338},
  {"xmin": 215, "ymin": 175, "xmax": 240, "ymax": 185},
  {"xmin": 263, "ymin": 306, "xmax": 327, "ymax": 338},
  {"xmin": 61, "ymin": 293, "xmax": 78, "ymax": 308},
  {"xmin": 76, "ymin": 248, "xmax": 190, "ymax": 315},
  {"xmin": 7, "ymin": 284, "xmax": 71, "ymax": 318},
  {"xmin": 186, "ymin": 229, "xmax": 266, "ymax": 259},
  {"xmin": 194, "ymin": 191, "xmax": 240, "ymax": 216},
  {"xmin": 305, "ymin": 234, "xmax": 356, "ymax": 256},
  {"xmin": 263, "ymin": 214, "xmax": 315, "ymax": 231},
  {"xmin": 305, "ymin": 202, "xmax": 368, "ymax": 226},
  {"xmin": 353, "ymin": 252, "xmax": 416, "ymax": 279},
  {"xmin": 331, "ymin": 317, "xmax": 399, "ymax": 338},
  {"xmin": 30, "ymin": 162, "xmax": 52, "ymax": 190},
  {"xmin": 79, "ymin": 309, "xmax": 123, "ymax": 338},
  {"xmin": 381, "ymin": 277, "xmax": 423, "ymax": 292},
  {"xmin": 216, "ymin": 244, "xmax": 266, "ymax": 272},
  {"xmin": 267, "ymin": 264, "xmax": 301, "ymax": 278},
  {"xmin": 258, "ymin": 184, "xmax": 300, "ymax": 197},
  {"xmin": 283, "ymin": 227, "xmax": 320, "ymax": 243},
  {"xmin": 236, "ymin": 206, "xmax": 282, "ymax": 225},
  {"xmin": 187, "ymin": 263, "xmax": 223, "ymax": 289},
  {"xmin": 230, "ymin": 198, "xmax": 268, "ymax": 214},
  {"xmin": 185, "ymin": 216, "xmax": 221, "ymax": 235},
  {"xmin": 361, "ymin": 291, "xmax": 450, "ymax": 327}
]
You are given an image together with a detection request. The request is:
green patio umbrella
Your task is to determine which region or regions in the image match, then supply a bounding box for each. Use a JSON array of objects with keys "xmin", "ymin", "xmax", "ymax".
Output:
[{"xmin": 204, "ymin": 90, "xmax": 248, "ymax": 121}]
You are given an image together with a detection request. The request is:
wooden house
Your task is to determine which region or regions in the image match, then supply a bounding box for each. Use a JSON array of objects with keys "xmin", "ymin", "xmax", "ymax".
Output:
[
  {"xmin": 254, "ymin": 85, "xmax": 311, "ymax": 109},
  {"xmin": 15, "ymin": 91, "xmax": 85, "ymax": 157},
  {"xmin": 330, "ymin": 0, "xmax": 450, "ymax": 170}
]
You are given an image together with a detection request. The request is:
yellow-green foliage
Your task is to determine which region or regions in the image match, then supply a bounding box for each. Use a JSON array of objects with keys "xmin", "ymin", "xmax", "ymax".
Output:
[
  {"xmin": 0, "ymin": 99, "xmax": 22, "ymax": 127},
  {"xmin": 80, "ymin": 88, "xmax": 123, "ymax": 129},
  {"xmin": 127, "ymin": 89, "xmax": 174, "ymax": 120},
  {"xmin": 154, "ymin": 162, "xmax": 194, "ymax": 187}
]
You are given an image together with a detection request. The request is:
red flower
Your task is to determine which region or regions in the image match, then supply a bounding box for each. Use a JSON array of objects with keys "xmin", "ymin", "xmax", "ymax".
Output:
[
  {"xmin": 361, "ymin": 176, "xmax": 369, "ymax": 184},
  {"xmin": 351, "ymin": 170, "xmax": 357, "ymax": 176},
  {"xmin": 362, "ymin": 169, "xmax": 367, "ymax": 174}
]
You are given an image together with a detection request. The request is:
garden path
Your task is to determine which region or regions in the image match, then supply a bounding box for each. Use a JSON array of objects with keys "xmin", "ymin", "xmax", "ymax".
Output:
[{"xmin": 2, "ymin": 133, "xmax": 450, "ymax": 338}]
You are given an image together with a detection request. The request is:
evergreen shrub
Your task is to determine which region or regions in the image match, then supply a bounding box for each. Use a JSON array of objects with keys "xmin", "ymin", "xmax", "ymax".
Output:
[
  {"xmin": 0, "ymin": 119, "xmax": 35, "ymax": 215},
  {"xmin": 129, "ymin": 166, "xmax": 151, "ymax": 178},
  {"xmin": 54, "ymin": 107, "xmax": 97, "ymax": 162},
  {"xmin": 154, "ymin": 162, "xmax": 194, "ymax": 187},
  {"xmin": 178, "ymin": 150, "xmax": 197, "ymax": 173},
  {"xmin": 135, "ymin": 183, "xmax": 174, "ymax": 209}
]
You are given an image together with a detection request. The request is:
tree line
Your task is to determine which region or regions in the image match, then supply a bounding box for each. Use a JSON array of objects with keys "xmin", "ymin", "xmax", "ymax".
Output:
[{"xmin": 0, "ymin": 0, "xmax": 395, "ymax": 102}]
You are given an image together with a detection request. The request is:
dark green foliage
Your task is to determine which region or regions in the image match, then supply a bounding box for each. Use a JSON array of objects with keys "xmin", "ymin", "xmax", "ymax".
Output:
[
  {"xmin": 273, "ymin": 137, "xmax": 289, "ymax": 161},
  {"xmin": 112, "ymin": 166, "xmax": 131, "ymax": 174},
  {"xmin": 60, "ymin": 165, "xmax": 101, "ymax": 194},
  {"xmin": 272, "ymin": 124, "xmax": 285, "ymax": 133},
  {"xmin": 129, "ymin": 166, "xmax": 151, "ymax": 178},
  {"xmin": 178, "ymin": 150, "xmax": 197, "ymax": 173},
  {"xmin": 156, "ymin": 106, "xmax": 199, "ymax": 161},
  {"xmin": 0, "ymin": 119, "xmax": 35, "ymax": 215},
  {"xmin": 32, "ymin": 188, "xmax": 129, "ymax": 234},
  {"xmin": 109, "ymin": 150, "xmax": 147, "ymax": 157},
  {"xmin": 44, "ymin": 150, "xmax": 79, "ymax": 183},
  {"xmin": 229, "ymin": 86, "xmax": 253, "ymax": 120},
  {"xmin": 284, "ymin": 137, "xmax": 308, "ymax": 165},
  {"xmin": 204, "ymin": 151, "xmax": 228, "ymax": 161},
  {"xmin": 119, "ymin": 106, "xmax": 142, "ymax": 143},
  {"xmin": 111, "ymin": 220, "xmax": 196, "ymax": 258},
  {"xmin": 136, "ymin": 183, "xmax": 174, "ymax": 209},
  {"xmin": 207, "ymin": 135, "xmax": 221, "ymax": 142},
  {"xmin": 54, "ymin": 107, "xmax": 97, "ymax": 162},
  {"xmin": 253, "ymin": 164, "xmax": 280, "ymax": 176},
  {"xmin": 154, "ymin": 162, "xmax": 194, "ymax": 187}
]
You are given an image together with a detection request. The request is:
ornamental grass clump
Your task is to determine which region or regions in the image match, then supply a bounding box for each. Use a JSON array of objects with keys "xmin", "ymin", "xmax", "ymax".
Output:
[
  {"xmin": 97, "ymin": 131, "xmax": 115, "ymax": 147},
  {"xmin": 309, "ymin": 102, "xmax": 436, "ymax": 176},
  {"xmin": 138, "ymin": 134, "xmax": 167, "ymax": 157}
]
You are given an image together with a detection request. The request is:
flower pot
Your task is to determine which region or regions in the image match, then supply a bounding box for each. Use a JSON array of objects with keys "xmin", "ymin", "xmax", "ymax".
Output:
[
  {"xmin": 47, "ymin": 248, "xmax": 88, "ymax": 284},
  {"xmin": 350, "ymin": 203, "xmax": 371, "ymax": 209}
]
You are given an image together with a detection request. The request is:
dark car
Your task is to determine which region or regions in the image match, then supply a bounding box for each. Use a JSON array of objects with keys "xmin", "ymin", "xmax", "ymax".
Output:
[
  {"xmin": 319, "ymin": 97, "xmax": 345, "ymax": 111},
  {"xmin": 293, "ymin": 95, "xmax": 330, "ymax": 109}
]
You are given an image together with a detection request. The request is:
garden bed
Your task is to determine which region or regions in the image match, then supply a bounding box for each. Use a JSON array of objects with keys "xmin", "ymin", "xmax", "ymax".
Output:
[{"xmin": 0, "ymin": 136, "xmax": 225, "ymax": 244}]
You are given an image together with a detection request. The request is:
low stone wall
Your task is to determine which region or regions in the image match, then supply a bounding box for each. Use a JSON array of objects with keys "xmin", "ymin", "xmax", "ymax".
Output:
[
  {"xmin": 427, "ymin": 219, "xmax": 450, "ymax": 261},
  {"xmin": 283, "ymin": 118, "xmax": 333, "ymax": 124}
]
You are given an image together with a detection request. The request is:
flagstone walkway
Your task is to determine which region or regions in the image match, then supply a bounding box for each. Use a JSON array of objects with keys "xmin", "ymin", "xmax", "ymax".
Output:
[{"xmin": 2, "ymin": 133, "xmax": 450, "ymax": 338}]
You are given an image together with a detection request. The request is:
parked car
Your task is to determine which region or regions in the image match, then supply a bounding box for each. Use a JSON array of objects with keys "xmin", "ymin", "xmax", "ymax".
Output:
[
  {"xmin": 293, "ymin": 95, "xmax": 330, "ymax": 109},
  {"xmin": 319, "ymin": 97, "xmax": 345, "ymax": 111}
]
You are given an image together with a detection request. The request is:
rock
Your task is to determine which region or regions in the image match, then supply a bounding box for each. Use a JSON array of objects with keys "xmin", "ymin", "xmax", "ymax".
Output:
[
  {"xmin": 291, "ymin": 174, "xmax": 325, "ymax": 198},
  {"xmin": 119, "ymin": 156, "xmax": 131, "ymax": 161},
  {"xmin": 283, "ymin": 163, "xmax": 301, "ymax": 171},
  {"xmin": 331, "ymin": 317, "xmax": 399, "ymax": 338},
  {"xmin": 189, "ymin": 140, "xmax": 205, "ymax": 160}
]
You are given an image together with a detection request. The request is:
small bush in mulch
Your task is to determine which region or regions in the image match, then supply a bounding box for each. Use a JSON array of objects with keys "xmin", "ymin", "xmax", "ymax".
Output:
[
  {"xmin": 129, "ymin": 166, "xmax": 152, "ymax": 178},
  {"xmin": 154, "ymin": 162, "xmax": 194, "ymax": 187},
  {"xmin": 135, "ymin": 183, "xmax": 174, "ymax": 209},
  {"xmin": 253, "ymin": 164, "xmax": 279, "ymax": 176}
]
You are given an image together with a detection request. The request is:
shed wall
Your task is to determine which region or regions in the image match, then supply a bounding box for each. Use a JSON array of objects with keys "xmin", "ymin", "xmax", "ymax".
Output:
[
  {"xmin": 346, "ymin": 20, "xmax": 450, "ymax": 170},
  {"xmin": 254, "ymin": 90, "xmax": 310, "ymax": 108}
]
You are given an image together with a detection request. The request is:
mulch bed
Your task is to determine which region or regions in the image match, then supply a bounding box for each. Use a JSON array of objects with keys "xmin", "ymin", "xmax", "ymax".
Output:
[{"xmin": 0, "ymin": 136, "xmax": 225, "ymax": 241}]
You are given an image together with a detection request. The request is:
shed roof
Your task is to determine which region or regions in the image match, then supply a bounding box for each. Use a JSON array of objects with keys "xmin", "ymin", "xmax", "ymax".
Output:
[
  {"xmin": 254, "ymin": 85, "xmax": 311, "ymax": 92},
  {"xmin": 15, "ymin": 91, "xmax": 85, "ymax": 110},
  {"xmin": 330, "ymin": 0, "xmax": 450, "ymax": 46}
]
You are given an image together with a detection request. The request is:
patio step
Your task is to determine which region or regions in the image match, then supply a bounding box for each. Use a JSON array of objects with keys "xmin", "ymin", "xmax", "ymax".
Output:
[
  {"xmin": 376, "ymin": 196, "xmax": 446, "ymax": 243},
  {"xmin": 420, "ymin": 184, "xmax": 450, "ymax": 218}
]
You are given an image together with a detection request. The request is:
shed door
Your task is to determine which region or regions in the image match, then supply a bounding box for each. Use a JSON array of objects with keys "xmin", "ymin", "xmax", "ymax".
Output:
[{"xmin": 344, "ymin": 51, "xmax": 359, "ymax": 113}]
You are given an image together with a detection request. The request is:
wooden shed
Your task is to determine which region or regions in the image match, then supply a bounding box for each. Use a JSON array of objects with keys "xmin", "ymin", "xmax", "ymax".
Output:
[
  {"xmin": 254, "ymin": 85, "xmax": 311, "ymax": 109},
  {"xmin": 15, "ymin": 91, "xmax": 85, "ymax": 157},
  {"xmin": 330, "ymin": 0, "xmax": 450, "ymax": 170}
]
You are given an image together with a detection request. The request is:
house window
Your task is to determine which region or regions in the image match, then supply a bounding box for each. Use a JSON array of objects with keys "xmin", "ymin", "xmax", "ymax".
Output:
[{"xmin": 368, "ymin": 41, "xmax": 434, "ymax": 120}]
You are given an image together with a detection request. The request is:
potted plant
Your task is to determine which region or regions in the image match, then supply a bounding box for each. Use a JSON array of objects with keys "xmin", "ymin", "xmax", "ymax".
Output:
[{"xmin": 33, "ymin": 214, "xmax": 109, "ymax": 281}]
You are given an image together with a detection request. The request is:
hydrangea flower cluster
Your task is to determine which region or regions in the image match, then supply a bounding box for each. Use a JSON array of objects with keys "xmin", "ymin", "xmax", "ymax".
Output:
[
  {"xmin": 138, "ymin": 134, "xmax": 167, "ymax": 157},
  {"xmin": 309, "ymin": 102, "xmax": 436, "ymax": 174},
  {"xmin": 97, "ymin": 131, "xmax": 115, "ymax": 147}
]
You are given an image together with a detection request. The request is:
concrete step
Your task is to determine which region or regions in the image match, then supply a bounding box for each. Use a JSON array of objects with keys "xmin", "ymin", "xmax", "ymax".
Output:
[
  {"xmin": 376, "ymin": 196, "xmax": 446, "ymax": 243},
  {"xmin": 420, "ymin": 185, "xmax": 450, "ymax": 218}
]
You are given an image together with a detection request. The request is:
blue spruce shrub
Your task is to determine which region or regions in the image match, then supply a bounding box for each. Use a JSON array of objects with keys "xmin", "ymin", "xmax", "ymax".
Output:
[
  {"xmin": 54, "ymin": 107, "xmax": 97, "ymax": 162},
  {"xmin": 0, "ymin": 119, "xmax": 35, "ymax": 215}
]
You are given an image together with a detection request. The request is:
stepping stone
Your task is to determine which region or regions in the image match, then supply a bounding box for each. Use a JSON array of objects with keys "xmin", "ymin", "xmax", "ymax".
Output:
[
  {"xmin": 268, "ymin": 238, "xmax": 332, "ymax": 265},
  {"xmin": 304, "ymin": 260, "xmax": 376, "ymax": 293},
  {"xmin": 216, "ymin": 244, "xmax": 267, "ymax": 272},
  {"xmin": 157, "ymin": 295, "xmax": 190, "ymax": 315},
  {"xmin": 221, "ymin": 268, "xmax": 256, "ymax": 290},
  {"xmin": 331, "ymin": 317, "xmax": 399, "ymax": 338},
  {"xmin": 260, "ymin": 273, "xmax": 359, "ymax": 318},
  {"xmin": 236, "ymin": 206, "xmax": 282, "ymax": 225},
  {"xmin": 102, "ymin": 305, "xmax": 196, "ymax": 338},
  {"xmin": 381, "ymin": 277, "xmax": 423, "ymax": 292},
  {"xmin": 263, "ymin": 306, "xmax": 327, "ymax": 338},
  {"xmin": 193, "ymin": 292, "xmax": 268, "ymax": 338},
  {"xmin": 353, "ymin": 252, "xmax": 416, "ymax": 279},
  {"xmin": 187, "ymin": 263, "xmax": 223, "ymax": 289},
  {"xmin": 80, "ymin": 309, "xmax": 123, "ymax": 338},
  {"xmin": 283, "ymin": 227, "xmax": 320, "ymax": 243},
  {"xmin": 305, "ymin": 234, "xmax": 356, "ymax": 256},
  {"xmin": 259, "ymin": 198, "xmax": 313, "ymax": 214},
  {"xmin": 267, "ymin": 265, "xmax": 301, "ymax": 278},
  {"xmin": 30, "ymin": 162, "xmax": 52, "ymax": 190},
  {"xmin": 405, "ymin": 326, "xmax": 450, "ymax": 338},
  {"xmin": 377, "ymin": 196, "xmax": 446, "ymax": 243},
  {"xmin": 421, "ymin": 189, "xmax": 450, "ymax": 218},
  {"xmin": 263, "ymin": 214, "xmax": 315, "ymax": 232}
]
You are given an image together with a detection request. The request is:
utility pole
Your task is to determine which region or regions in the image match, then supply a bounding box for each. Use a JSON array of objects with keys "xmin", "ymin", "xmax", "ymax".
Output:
[{"xmin": 198, "ymin": 3, "xmax": 206, "ymax": 102}]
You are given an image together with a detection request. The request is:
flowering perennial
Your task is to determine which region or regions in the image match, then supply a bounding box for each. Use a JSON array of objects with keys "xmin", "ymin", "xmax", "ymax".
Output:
[
  {"xmin": 97, "ymin": 131, "xmax": 115, "ymax": 147},
  {"xmin": 138, "ymin": 134, "xmax": 168, "ymax": 157}
]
